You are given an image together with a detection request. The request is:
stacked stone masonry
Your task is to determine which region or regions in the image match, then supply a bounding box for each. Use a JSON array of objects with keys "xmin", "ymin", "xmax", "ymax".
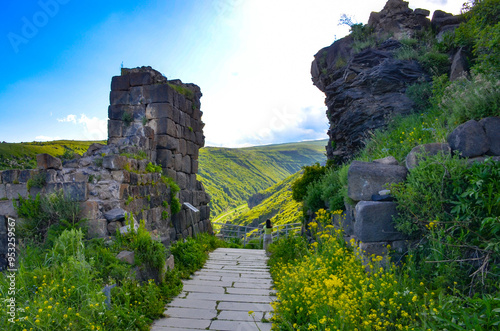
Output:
[
  {"xmin": 343, "ymin": 116, "xmax": 500, "ymax": 262},
  {"xmin": 0, "ymin": 67, "xmax": 211, "ymax": 270}
]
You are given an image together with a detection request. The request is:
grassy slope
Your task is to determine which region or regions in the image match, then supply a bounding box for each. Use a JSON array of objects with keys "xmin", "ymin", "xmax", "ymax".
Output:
[
  {"xmin": 230, "ymin": 171, "xmax": 302, "ymax": 227},
  {"xmin": 198, "ymin": 140, "xmax": 326, "ymax": 217},
  {"xmin": 0, "ymin": 140, "xmax": 106, "ymax": 170}
]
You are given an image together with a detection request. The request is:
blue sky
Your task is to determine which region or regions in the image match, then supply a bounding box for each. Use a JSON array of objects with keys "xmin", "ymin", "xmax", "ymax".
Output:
[{"xmin": 1, "ymin": 0, "xmax": 464, "ymax": 147}]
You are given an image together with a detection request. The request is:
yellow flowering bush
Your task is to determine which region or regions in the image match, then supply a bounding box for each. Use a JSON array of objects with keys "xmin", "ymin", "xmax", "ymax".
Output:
[{"xmin": 269, "ymin": 209, "xmax": 437, "ymax": 330}]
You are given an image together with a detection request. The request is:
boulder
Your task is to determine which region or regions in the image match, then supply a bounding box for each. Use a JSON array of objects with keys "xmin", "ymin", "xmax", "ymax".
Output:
[
  {"xmin": 116, "ymin": 250, "xmax": 135, "ymax": 264},
  {"xmin": 479, "ymin": 117, "xmax": 500, "ymax": 156},
  {"xmin": 348, "ymin": 161, "xmax": 408, "ymax": 201},
  {"xmin": 354, "ymin": 201, "xmax": 406, "ymax": 242},
  {"xmin": 36, "ymin": 154, "xmax": 62, "ymax": 170},
  {"xmin": 104, "ymin": 208, "xmax": 127, "ymax": 222},
  {"xmin": 87, "ymin": 219, "xmax": 108, "ymax": 238},
  {"xmin": 405, "ymin": 143, "xmax": 451, "ymax": 169},
  {"xmin": 107, "ymin": 221, "xmax": 121, "ymax": 235},
  {"xmin": 373, "ymin": 156, "xmax": 398, "ymax": 165},
  {"xmin": 450, "ymin": 47, "xmax": 468, "ymax": 81},
  {"xmin": 447, "ymin": 120, "xmax": 489, "ymax": 158},
  {"xmin": 102, "ymin": 155, "xmax": 128, "ymax": 171},
  {"xmin": 165, "ymin": 254, "xmax": 175, "ymax": 271}
]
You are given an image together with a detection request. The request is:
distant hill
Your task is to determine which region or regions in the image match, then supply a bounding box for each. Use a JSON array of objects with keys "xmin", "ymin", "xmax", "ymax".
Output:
[
  {"xmin": 198, "ymin": 140, "xmax": 327, "ymax": 217},
  {"xmin": 229, "ymin": 171, "xmax": 303, "ymax": 227},
  {"xmin": 0, "ymin": 140, "xmax": 106, "ymax": 170}
]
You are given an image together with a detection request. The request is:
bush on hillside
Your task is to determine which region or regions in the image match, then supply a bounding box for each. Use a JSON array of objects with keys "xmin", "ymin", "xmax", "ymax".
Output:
[{"xmin": 291, "ymin": 163, "xmax": 327, "ymax": 202}]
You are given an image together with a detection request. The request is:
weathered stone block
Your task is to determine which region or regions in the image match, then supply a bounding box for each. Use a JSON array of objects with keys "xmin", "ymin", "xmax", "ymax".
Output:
[
  {"xmin": 108, "ymin": 221, "xmax": 121, "ymax": 235},
  {"xmin": 354, "ymin": 201, "xmax": 406, "ymax": 242},
  {"xmin": 174, "ymin": 154, "xmax": 183, "ymax": 171},
  {"xmin": 479, "ymin": 117, "xmax": 500, "ymax": 156},
  {"xmin": 359, "ymin": 241, "xmax": 388, "ymax": 257},
  {"xmin": 107, "ymin": 120, "xmax": 123, "ymax": 138},
  {"xmin": 37, "ymin": 154, "xmax": 62, "ymax": 170},
  {"xmin": 348, "ymin": 161, "xmax": 407, "ymax": 201},
  {"xmin": 110, "ymin": 90, "xmax": 130, "ymax": 105},
  {"xmin": 448, "ymin": 120, "xmax": 489, "ymax": 158},
  {"xmin": 103, "ymin": 155, "xmax": 127, "ymax": 170},
  {"xmin": 146, "ymin": 103, "xmax": 175, "ymax": 120},
  {"xmin": 62, "ymin": 182, "xmax": 87, "ymax": 201},
  {"xmin": 111, "ymin": 75, "xmax": 130, "ymax": 91},
  {"xmin": 1, "ymin": 170, "xmax": 19, "ymax": 184},
  {"xmin": 195, "ymin": 132, "xmax": 205, "ymax": 146},
  {"xmin": 182, "ymin": 155, "xmax": 191, "ymax": 173},
  {"xmin": 166, "ymin": 169, "xmax": 176, "ymax": 181},
  {"xmin": 129, "ymin": 86, "xmax": 145, "ymax": 105},
  {"xmin": 88, "ymin": 219, "xmax": 108, "ymax": 238},
  {"xmin": 165, "ymin": 255, "xmax": 175, "ymax": 271},
  {"xmin": 143, "ymin": 84, "xmax": 170, "ymax": 103},
  {"xmin": 0, "ymin": 200, "xmax": 17, "ymax": 218},
  {"xmin": 0, "ymin": 185, "xmax": 6, "ymax": 199},
  {"xmin": 405, "ymin": 143, "xmax": 451, "ymax": 170},
  {"xmin": 116, "ymin": 250, "xmax": 135, "ymax": 264},
  {"xmin": 6, "ymin": 184, "xmax": 28, "ymax": 199},
  {"xmin": 179, "ymin": 139, "xmax": 187, "ymax": 156},
  {"xmin": 130, "ymin": 72, "xmax": 153, "ymax": 86},
  {"xmin": 167, "ymin": 119, "xmax": 178, "ymax": 137},
  {"xmin": 373, "ymin": 156, "xmax": 398, "ymax": 165},
  {"xmin": 80, "ymin": 201, "xmax": 99, "ymax": 220},
  {"xmin": 176, "ymin": 172, "xmax": 188, "ymax": 190},
  {"xmin": 192, "ymin": 159, "xmax": 199, "ymax": 174},
  {"xmin": 156, "ymin": 149, "xmax": 174, "ymax": 168},
  {"xmin": 104, "ymin": 208, "xmax": 127, "ymax": 222},
  {"xmin": 18, "ymin": 170, "xmax": 32, "ymax": 183}
]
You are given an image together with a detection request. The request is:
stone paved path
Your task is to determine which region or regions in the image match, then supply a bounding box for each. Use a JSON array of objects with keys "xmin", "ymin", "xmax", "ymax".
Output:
[{"xmin": 151, "ymin": 248, "xmax": 274, "ymax": 331}]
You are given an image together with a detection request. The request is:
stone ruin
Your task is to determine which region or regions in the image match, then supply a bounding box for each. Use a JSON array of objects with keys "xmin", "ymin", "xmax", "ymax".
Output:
[
  {"xmin": 0, "ymin": 67, "xmax": 211, "ymax": 270},
  {"xmin": 341, "ymin": 117, "xmax": 500, "ymax": 262}
]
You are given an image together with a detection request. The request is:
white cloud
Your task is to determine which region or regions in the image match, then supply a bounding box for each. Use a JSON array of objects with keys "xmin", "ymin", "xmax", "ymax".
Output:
[
  {"xmin": 56, "ymin": 113, "xmax": 107, "ymax": 140},
  {"xmin": 35, "ymin": 135, "xmax": 61, "ymax": 141},
  {"xmin": 78, "ymin": 114, "xmax": 107, "ymax": 140},
  {"xmin": 57, "ymin": 114, "xmax": 77, "ymax": 123}
]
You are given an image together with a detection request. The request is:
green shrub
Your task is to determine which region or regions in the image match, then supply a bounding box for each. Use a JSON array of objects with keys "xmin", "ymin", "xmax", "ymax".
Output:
[
  {"xmin": 146, "ymin": 162, "xmax": 162, "ymax": 173},
  {"xmin": 267, "ymin": 234, "xmax": 308, "ymax": 271},
  {"xmin": 391, "ymin": 153, "xmax": 467, "ymax": 236},
  {"xmin": 406, "ymin": 80, "xmax": 432, "ymax": 111},
  {"xmin": 418, "ymin": 50, "xmax": 450, "ymax": 76},
  {"xmin": 291, "ymin": 163, "xmax": 327, "ymax": 202},
  {"xmin": 442, "ymin": 73, "xmax": 500, "ymax": 126},
  {"xmin": 16, "ymin": 190, "xmax": 84, "ymax": 244},
  {"xmin": 122, "ymin": 111, "xmax": 133, "ymax": 126},
  {"xmin": 61, "ymin": 148, "xmax": 76, "ymax": 160}
]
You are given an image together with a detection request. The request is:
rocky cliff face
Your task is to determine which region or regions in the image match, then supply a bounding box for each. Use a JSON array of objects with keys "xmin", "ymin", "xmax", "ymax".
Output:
[{"xmin": 311, "ymin": 0, "xmax": 463, "ymax": 163}]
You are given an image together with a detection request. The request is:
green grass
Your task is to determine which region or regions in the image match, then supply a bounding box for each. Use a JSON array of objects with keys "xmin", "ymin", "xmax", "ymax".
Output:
[
  {"xmin": 228, "ymin": 172, "xmax": 302, "ymax": 227},
  {"xmin": 0, "ymin": 140, "xmax": 106, "ymax": 170},
  {"xmin": 198, "ymin": 140, "xmax": 327, "ymax": 218}
]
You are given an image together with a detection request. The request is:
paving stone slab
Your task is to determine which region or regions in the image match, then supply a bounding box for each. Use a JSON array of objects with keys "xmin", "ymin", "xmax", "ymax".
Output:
[
  {"xmin": 168, "ymin": 298, "xmax": 217, "ymax": 310},
  {"xmin": 152, "ymin": 317, "xmax": 211, "ymax": 329},
  {"xmin": 217, "ymin": 301, "xmax": 273, "ymax": 312},
  {"xmin": 183, "ymin": 284, "xmax": 225, "ymax": 294},
  {"xmin": 209, "ymin": 320, "xmax": 272, "ymax": 331},
  {"xmin": 232, "ymin": 282, "xmax": 274, "ymax": 289},
  {"xmin": 188, "ymin": 292, "xmax": 273, "ymax": 303},
  {"xmin": 226, "ymin": 287, "xmax": 275, "ymax": 296},
  {"xmin": 217, "ymin": 310, "xmax": 265, "ymax": 321},
  {"xmin": 183, "ymin": 279, "xmax": 232, "ymax": 287},
  {"xmin": 163, "ymin": 307, "xmax": 217, "ymax": 320}
]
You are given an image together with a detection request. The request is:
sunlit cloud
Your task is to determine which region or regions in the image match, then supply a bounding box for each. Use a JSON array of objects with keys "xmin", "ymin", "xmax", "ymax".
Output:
[
  {"xmin": 35, "ymin": 135, "xmax": 61, "ymax": 141},
  {"xmin": 57, "ymin": 114, "xmax": 77, "ymax": 123}
]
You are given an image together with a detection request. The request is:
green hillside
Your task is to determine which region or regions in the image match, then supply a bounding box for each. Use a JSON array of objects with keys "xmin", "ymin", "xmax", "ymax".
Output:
[
  {"xmin": 0, "ymin": 140, "xmax": 106, "ymax": 170},
  {"xmin": 229, "ymin": 171, "xmax": 302, "ymax": 227},
  {"xmin": 198, "ymin": 140, "xmax": 326, "ymax": 217}
]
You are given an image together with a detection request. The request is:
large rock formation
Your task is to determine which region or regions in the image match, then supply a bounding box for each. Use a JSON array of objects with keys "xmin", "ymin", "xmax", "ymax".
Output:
[{"xmin": 311, "ymin": 0, "xmax": 463, "ymax": 163}]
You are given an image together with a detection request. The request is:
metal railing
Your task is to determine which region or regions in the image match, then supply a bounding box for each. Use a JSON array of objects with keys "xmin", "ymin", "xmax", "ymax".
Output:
[{"xmin": 212, "ymin": 222, "xmax": 302, "ymax": 247}]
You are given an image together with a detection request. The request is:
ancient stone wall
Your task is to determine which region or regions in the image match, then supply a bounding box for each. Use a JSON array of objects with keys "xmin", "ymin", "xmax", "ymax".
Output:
[
  {"xmin": 0, "ymin": 67, "xmax": 211, "ymax": 271},
  {"xmin": 342, "ymin": 117, "xmax": 500, "ymax": 261}
]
